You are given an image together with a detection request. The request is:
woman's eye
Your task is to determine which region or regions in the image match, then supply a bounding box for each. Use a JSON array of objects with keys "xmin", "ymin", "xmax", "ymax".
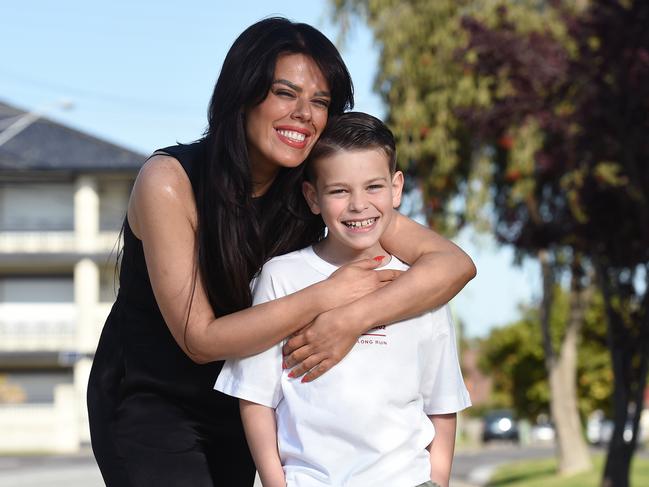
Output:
[
  {"xmin": 275, "ymin": 90, "xmax": 295, "ymax": 98},
  {"xmin": 329, "ymin": 189, "xmax": 347, "ymax": 195},
  {"xmin": 368, "ymin": 184, "xmax": 384, "ymax": 191},
  {"xmin": 312, "ymin": 98, "xmax": 330, "ymax": 109}
]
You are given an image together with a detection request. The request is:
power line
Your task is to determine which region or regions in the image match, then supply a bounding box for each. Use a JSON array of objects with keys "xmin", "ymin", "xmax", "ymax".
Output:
[{"xmin": 0, "ymin": 68, "xmax": 205, "ymax": 113}]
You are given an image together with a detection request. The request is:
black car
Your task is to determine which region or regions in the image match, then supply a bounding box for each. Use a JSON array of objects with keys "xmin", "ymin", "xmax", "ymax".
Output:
[{"xmin": 482, "ymin": 409, "xmax": 520, "ymax": 443}]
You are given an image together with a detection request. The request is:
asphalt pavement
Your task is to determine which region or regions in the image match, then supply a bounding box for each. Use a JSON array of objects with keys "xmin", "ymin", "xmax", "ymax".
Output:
[{"xmin": 0, "ymin": 444, "xmax": 554, "ymax": 487}]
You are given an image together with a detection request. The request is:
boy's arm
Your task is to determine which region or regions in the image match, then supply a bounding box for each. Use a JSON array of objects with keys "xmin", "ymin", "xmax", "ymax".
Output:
[
  {"xmin": 240, "ymin": 399, "xmax": 285, "ymax": 487},
  {"xmin": 427, "ymin": 413, "xmax": 457, "ymax": 487}
]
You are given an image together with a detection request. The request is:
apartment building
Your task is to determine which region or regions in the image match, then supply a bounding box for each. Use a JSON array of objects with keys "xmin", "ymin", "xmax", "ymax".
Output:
[{"xmin": 0, "ymin": 101, "xmax": 144, "ymax": 452}]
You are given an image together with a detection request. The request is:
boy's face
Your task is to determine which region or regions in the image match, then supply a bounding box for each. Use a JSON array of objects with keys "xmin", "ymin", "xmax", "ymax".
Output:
[{"xmin": 302, "ymin": 149, "xmax": 404, "ymax": 258}]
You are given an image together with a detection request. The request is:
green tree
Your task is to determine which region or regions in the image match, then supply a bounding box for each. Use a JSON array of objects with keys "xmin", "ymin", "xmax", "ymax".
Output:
[
  {"xmin": 331, "ymin": 0, "xmax": 595, "ymax": 475},
  {"xmin": 333, "ymin": 1, "xmax": 649, "ymax": 483},
  {"xmin": 458, "ymin": 3, "xmax": 649, "ymax": 484},
  {"xmin": 332, "ymin": 0, "xmax": 491, "ymax": 233}
]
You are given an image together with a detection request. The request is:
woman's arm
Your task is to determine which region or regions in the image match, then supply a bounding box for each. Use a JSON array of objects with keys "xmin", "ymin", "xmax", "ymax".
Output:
[
  {"xmin": 240, "ymin": 400, "xmax": 285, "ymax": 487},
  {"xmin": 283, "ymin": 210, "xmax": 476, "ymax": 380},
  {"xmin": 428, "ymin": 413, "xmax": 457, "ymax": 487},
  {"xmin": 380, "ymin": 210, "xmax": 476, "ymax": 317},
  {"xmin": 129, "ymin": 156, "xmax": 396, "ymax": 363}
]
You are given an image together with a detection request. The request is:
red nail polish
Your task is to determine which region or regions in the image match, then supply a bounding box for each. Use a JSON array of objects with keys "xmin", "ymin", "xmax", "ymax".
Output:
[
  {"xmin": 373, "ymin": 256, "xmax": 385, "ymax": 262},
  {"xmin": 288, "ymin": 371, "xmax": 295, "ymax": 379},
  {"xmin": 301, "ymin": 376, "xmax": 309, "ymax": 383},
  {"xmin": 282, "ymin": 360, "xmax": 287, "ymax": 369}
]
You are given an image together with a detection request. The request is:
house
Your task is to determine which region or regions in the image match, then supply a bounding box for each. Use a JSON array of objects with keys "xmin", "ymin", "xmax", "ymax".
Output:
[{"xmin": 0, "ymin": 101, "xmax": 144, "ymax": 452}]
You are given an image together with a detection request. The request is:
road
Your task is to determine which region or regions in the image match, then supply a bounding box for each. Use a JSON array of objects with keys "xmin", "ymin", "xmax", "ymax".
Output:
[
  {"xmin": 0, "ymin": 444, "xmax": 555, "ymax": 487},
  {"xmin": 453, "ymin": 443, "xmax": 554, "ymax": 485}
]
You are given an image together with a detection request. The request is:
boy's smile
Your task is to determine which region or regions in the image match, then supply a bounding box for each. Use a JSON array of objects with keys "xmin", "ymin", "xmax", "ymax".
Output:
[{"xmin": 302, "ymin": 149, "xmax": 404, "ymax": 265}]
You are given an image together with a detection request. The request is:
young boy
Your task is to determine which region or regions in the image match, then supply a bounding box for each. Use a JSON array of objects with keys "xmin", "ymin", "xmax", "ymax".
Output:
[{"xmin": 215, "ymin": 112, "xmax": 471, "ymax": 487}]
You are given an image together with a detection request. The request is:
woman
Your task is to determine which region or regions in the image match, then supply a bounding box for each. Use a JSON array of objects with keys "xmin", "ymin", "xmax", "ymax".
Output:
[{"xmin": 88, "ymin": 17, "xmax": 475, "ymax": 487}]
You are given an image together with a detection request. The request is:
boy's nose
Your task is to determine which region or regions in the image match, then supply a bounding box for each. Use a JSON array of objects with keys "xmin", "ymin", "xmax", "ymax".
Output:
[{"xmin": 348, "ymin": 193, "xmax": 369, "ymax": 212}]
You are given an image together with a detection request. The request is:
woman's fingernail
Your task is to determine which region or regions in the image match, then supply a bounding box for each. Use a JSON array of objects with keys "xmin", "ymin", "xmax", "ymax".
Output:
[
  {"xmin": 282, "ymin": 360, "xmax": 287, "ymax": 369},
  {"xmin": 301, "ymin": 376, "xmax": 309, "ymax": 383},
  {"xmin": 288, "ymin": 371, "xmax": 295, "ymax": 378},
  {"xmin": 373, "ymin": 256, "xmax": 385, "ymax": 262}
]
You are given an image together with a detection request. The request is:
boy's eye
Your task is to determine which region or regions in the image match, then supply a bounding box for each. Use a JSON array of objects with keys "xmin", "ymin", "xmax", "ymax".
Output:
[{"xmin": 368, "ymin": 184, "xmax": 384, "ymax": 191}]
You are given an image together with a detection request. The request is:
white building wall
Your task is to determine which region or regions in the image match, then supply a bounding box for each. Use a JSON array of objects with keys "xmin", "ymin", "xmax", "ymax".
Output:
[
  {"xmin": 75, "ymin": 259, "xmax": 100, "ymax": 354},
  {"xmin": 99, "ymin": 179, "xmax": 130, "ymax": 231},
  {"xmin": 74, "ymin": 176, "xmax": 99, "ymax": 251},
  {"xmin": 0, "ymin": 385, "xmax": 80, "ymax": 453},
  {"xmin": 0, "ymin": 173, "xmax": 133, "ymax": 453}
]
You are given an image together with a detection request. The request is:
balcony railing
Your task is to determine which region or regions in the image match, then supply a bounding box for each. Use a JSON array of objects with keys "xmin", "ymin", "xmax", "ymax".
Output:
[
  {"xmin": 0, "ymin": 231, "xmax": 121, "ymax": 254},
  {"xmin": 0, "ymin": 302, "xmax": 113, "ymax": 352}
]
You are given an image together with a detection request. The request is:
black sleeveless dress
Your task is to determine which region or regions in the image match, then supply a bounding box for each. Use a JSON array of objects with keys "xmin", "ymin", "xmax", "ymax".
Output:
[{"xmin": 87, "ymin": 142, "xmax": 256, "ymax": 487}]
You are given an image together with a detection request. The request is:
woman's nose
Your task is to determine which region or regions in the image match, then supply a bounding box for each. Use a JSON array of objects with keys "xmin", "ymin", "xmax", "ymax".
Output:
[{"xmin": 290, "ymin": 97, "xmax": 312, "ymax": 121}]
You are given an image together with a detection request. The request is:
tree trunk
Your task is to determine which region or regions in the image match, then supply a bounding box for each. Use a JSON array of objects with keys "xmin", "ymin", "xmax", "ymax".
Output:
[
  {"xmin": 538, "ymin": 250, "xmax": 592, "ymax": 476},
  {"xmin": 600, "ymin": 307, "xmax": 634, "ymax": 487},
  {"xmin": 599, "ymin": 264, "xmax": 649, "ymax": 487}
]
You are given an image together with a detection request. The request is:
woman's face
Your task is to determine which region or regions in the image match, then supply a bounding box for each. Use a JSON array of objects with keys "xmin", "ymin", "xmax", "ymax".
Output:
[{"xmin": 246, "ymin": 53, "xmax": 331, "ymax": 195}]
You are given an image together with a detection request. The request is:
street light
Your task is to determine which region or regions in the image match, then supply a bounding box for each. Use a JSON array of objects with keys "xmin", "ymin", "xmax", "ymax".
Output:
[{"xmin": 0, "ymin": 99, "xmax": 74, "ymax": 147}]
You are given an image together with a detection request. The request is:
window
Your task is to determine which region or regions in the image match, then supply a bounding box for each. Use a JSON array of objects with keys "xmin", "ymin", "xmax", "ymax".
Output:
[
  {"xmin": 0, "ymin": 276, "xmax": 73, "ymax": 303},
  {"xmin": 0, "ymin": 183, "xmax": 74, "ymax": 231}
]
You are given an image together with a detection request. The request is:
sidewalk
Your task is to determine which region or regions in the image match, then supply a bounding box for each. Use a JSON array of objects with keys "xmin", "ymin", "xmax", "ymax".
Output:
[{"xmin": 0, "ymin": 452, "xmax": 481, "ymax": 487}]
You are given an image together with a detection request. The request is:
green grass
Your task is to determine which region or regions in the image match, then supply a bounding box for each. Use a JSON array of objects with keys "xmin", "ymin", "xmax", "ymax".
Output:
[{"xmin": 487, "ymin": 454, "xmax": 649, "ymax": 487}]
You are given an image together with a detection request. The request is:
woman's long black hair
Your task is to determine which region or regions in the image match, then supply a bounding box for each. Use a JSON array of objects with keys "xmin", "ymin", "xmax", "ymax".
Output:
[{"xmin": 195, "ymin": 17, "xmax": 354, "ymax": 317}]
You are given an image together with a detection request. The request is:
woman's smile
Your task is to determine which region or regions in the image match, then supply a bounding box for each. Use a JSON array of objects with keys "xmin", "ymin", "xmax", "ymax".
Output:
[{"xmin": 275, "ymin": 125, "xmax": 312, "ymax": 149}]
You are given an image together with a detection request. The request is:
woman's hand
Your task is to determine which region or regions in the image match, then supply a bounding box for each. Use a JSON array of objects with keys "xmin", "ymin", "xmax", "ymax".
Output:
[
  {"xmin": 282, "ymin": 257, "xmax": 401, "ymax": 381},
  {"xmin": 319, "ymin": 257, "xmax": 402, "ymax": 310},
  {"xmin": 282, "ymin": 305, "xmax": 361, "ymax": 382}
]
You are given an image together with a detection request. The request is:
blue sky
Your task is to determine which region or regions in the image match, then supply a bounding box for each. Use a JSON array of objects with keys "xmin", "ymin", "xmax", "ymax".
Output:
[{"xmin": 1, "ymin": 0, "xmax": 540, "ymax": 337}]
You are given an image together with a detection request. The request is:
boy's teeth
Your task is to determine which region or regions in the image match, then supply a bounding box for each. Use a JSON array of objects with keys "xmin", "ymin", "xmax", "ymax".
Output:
[
  {"xmin": 277, "ymin": 129, "xmax": 306, "ymax": 142},
  {"xmin": 345, "ymin": 218, "xmax": 377, "ymax": 228}
]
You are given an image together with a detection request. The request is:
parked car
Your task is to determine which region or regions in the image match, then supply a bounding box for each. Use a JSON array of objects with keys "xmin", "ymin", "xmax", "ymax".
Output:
[
  {"xmin": 530, "ymin": 421, "xmax": 555, "ymax": 443},
  {"xmin": 587, "ymin": 412, "xmax": 644, "ymax": 446},
  {"xmin": 482, "ymin": 409, "xmax": 520, "ymax": 443},
  {"xmin": 587, "ymin": 412, "xmax": 614, "ymax": 446}
]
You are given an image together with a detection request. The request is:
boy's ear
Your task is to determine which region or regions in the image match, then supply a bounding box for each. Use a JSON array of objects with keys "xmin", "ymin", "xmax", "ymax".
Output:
[
  {"xmin": 391, "ymin": 171, "xmax": 404, "ymax": 208},
  {"xmin": 302, "ymin": 181, "xmax": 321, "ymax": 215}
]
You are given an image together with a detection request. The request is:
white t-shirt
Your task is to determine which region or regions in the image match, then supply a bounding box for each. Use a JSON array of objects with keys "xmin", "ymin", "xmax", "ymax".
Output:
[{"xmin": 215, "ymin": 246, "xmax": 471, "ymax": 487}]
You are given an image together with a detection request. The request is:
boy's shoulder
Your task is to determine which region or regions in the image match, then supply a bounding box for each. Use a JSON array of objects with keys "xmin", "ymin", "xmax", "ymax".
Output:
[
  {"xmin": 264, "ymin": 247, "xmax": 310, "ymax": 267},
  {"xmin": 258, "ymin": 247, "xmax": 317, "ymax": 278},
  {"xmin": 252, "ymin": 247, "xmax": 325, "ymax": 298},
  {"xmin": 259, "ymin": 248, "xmax": 410, "ymax": 279}
]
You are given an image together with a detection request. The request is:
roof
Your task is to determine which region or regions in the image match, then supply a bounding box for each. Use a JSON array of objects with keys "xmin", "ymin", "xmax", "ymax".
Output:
[{"xmin": 0, "ymin": 101, "xmax": 146, "ymax": 172}]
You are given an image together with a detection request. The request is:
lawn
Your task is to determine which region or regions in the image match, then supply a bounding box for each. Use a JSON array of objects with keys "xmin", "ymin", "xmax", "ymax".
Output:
[{"xmin": 487, "ymin": 454, "xmax": 649, "ymax": 487}]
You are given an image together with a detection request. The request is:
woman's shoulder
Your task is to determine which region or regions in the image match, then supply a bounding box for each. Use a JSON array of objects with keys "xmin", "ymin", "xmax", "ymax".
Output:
[
  {"xmin": 137, "ymin": 153, "xmax": 192, "ymax": 195},
  {"xmin": 154, "ymin": 141, "xmax": 205, "ymax": 162},
  {"xmin": 128, "ymin": 151, "xmax": 198, "ymax": 236}
]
